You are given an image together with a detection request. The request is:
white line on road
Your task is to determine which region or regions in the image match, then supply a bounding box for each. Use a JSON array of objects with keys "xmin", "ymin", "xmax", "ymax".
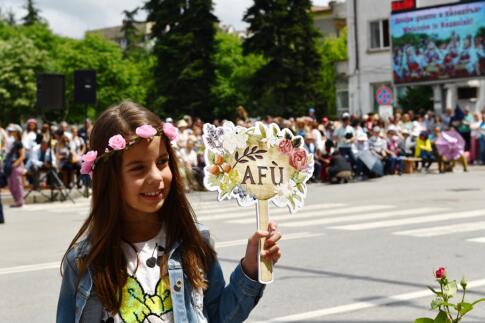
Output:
[
  {"xmin": 230, "ymin": 205, "xmax": 395, "ymax": 224},
  {"xmin": 215, "ymin": 232, "xmax": 325, "ymax": 248},
  {"xmin": 394, "ymin": 220, "xmax": 485, "ymax": 237},
  {"xmin": 253, "ymin": 279, "xmax": 485, "ymax": 322},
  {"xmin": 0, "ymin": 262, "xmax": 60, "ymax": 276},
  {"xmin": 331, "ymin": 209, "xmax": 485, "ymax": 231},
  {"xmin": 279, "ymin": 207, "xmax": 448, "ymax": 228},
  {"xmin": 467, "ymin": 237, "xmax": 485, "ymax": 243}
]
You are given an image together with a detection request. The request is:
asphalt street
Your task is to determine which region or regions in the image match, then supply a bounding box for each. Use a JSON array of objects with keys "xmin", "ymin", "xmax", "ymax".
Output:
[{"xmin": 1, "ymin": 167, "xmax": 485, "ymax": 322}]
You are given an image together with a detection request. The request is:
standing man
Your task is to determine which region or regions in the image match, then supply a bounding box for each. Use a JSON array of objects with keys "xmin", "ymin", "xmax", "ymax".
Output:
[{"xmin": 333, "ymin": 113, "xmax": 360, "ymax": 177}]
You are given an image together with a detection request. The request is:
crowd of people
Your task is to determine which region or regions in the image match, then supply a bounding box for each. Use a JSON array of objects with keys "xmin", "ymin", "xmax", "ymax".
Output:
[{"xmin": 1, "ymin": 105, "xmax": 485, "ymax": 209}]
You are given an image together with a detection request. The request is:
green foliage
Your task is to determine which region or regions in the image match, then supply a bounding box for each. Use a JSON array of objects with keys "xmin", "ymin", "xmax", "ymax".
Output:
[
  {"xmin": 0, "ymin": 35, "xmax": 48, "ymax": 121},
  {"xmin": 397, "ymin": 86, "xmax": 434, "ymax": 112},
  {"xmin": 121, "ymin": 8, "xmax": 145, "ymax": 59},
  {"xmin": 145, "ymin": 0, "xmax": 219, "ymax": 119},
  {"xmin": 0, "ymin": 22, "xmax": 148, "ymax": 122},
  {"xmin": 243, "ymin": 0, "xmax": 324, "ymax": 117},
  {"xmin": 317, "ymin": 28, "xmax": 348, "ymax": 117},
  {"xmin": 212, "ymin": 31, "xmax": 265, "ymax": 119}
]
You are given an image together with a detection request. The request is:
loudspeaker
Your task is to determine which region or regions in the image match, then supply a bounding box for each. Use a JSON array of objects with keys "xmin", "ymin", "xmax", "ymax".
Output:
[
  {"xmin": 74, "ymin": 70, "xmax": 96, "ymax": 105},
  {"xmin": 36, "ymin": 74, "xmax": 65, "ymax": 112}
]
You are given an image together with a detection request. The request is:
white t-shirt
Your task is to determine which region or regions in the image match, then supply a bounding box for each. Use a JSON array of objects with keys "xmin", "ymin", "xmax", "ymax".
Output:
[{"xmin": 102, "ymin": 229, "xmax": 174, "ymax": 323}]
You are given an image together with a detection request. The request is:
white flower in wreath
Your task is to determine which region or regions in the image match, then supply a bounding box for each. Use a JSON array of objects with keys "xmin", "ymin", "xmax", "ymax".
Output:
[
  {"xmin": 222, "ymin": 123, "xmax": 248, "ymax": 153},
  {"xmin": 273, "ymin": 181, "xmax": 295, "ymax": 206}
]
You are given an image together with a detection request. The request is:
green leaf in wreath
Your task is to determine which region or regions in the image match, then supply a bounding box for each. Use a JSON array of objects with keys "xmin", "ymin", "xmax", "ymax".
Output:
[
  {"xmin": 292, "ymin": 137, "xmax": 302, "ymax": 148},
  {"xmin": 297, "ymin": 183, "xmax": 305, "ymax": 193},
  {"xmin": 431, "ymin": 297, "xmax": 445, "ymax": 310},
  {"xmin": 457, "ymin": 302, "xmax": 473, "ymax": 315},
  {"xmin": 208, "ymin": 150, "xmax": 215, "ymax": 164},
  {"xmin": 259, "ymin": 124, "xmax": 267, "ymax": 138}
]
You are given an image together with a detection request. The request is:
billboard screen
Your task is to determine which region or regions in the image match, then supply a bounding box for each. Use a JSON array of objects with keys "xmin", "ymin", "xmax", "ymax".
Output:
[{"xmin": 391, "ymin": 1, "xmax": 485, "ymax": 85}]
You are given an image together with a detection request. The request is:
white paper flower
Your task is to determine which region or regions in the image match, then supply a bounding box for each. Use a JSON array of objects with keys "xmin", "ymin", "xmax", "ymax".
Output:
[
  {"xmin": 273, "ymin": 182, "xmax": 294, "ymax": 206},
  {"xmin": 222, "ymin": 124, "xmax": 248, "ymax": 153}
]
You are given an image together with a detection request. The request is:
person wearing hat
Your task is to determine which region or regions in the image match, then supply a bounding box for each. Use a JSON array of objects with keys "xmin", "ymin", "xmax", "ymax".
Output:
[
  {"xmin": 5, "ymin": 124, "xmax": 25, "ymax": 207},
  {"xmin": 22, "ymin": 118, "xmax": 38, "ymax": 163},
  {"xmin": 177, "ymin": 119, "xmax": 192, "ymax": 148},
  {"xmin": 333, "ymin": 113, "xmax": 358, "ymax": 173}
]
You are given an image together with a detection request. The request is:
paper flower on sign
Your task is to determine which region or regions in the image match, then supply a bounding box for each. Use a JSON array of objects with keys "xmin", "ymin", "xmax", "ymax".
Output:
[{"xmin": 203, "ymin": 122, "xmax": 313, "ymax": 213}]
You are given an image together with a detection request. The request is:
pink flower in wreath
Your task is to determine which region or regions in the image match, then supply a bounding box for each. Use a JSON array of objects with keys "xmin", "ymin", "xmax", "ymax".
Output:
[
  {"xmin": 80, "ymin": 150, "xmax": 97, "ymax": 175},
  {"xmin": 136, "ymin": 125, "xmax": 157, "ymax": 139},
  {"xmin": 289, "ymin": 148, "xmax": 308, "ymax": 171},
  {"xmin": 278, "ymin": 139, "xmax": 293, "ymax": 155},
  {"xmin": 108, "ymin": 134, "xmax": 126, "ymax": 150},
  {"xmin": 163, "ymin": 122, "xmax": 179, "ymax": 142}
]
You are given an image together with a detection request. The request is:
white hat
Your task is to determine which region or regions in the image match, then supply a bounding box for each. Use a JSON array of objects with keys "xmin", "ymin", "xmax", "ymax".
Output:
[
  {"xmin": 7, "ymin": 124, "xmax": 22, "ymax": 133},
  {"xmin": 388, "ymin": 125, "xmax": 398, "ymax": 132}
]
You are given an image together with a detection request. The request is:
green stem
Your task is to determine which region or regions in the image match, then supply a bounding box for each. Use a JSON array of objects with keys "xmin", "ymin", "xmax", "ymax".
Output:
[{"xmin": 440, "ymin": 282, "xmax": 454, "ymax": 321}]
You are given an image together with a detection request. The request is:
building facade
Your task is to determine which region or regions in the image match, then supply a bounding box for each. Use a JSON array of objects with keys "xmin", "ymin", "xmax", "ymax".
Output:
[{"xmin": 346, "ymin": 0, "xmax": 485, "ymax": 116}]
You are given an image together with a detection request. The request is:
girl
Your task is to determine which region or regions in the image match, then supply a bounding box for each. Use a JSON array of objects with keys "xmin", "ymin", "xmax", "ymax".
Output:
[
  {"xmin": 5, "ymin": 124, "xmax": 25, "ymax": 207},
  {"xmin": 57, "ymin": 102, "xmax": 281, "ymax": 323}
]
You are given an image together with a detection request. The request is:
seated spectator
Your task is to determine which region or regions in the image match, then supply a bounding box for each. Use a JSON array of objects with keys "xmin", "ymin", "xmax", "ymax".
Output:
[
  {"xmin": 386, "ymin": 126, "xmax": 405, "ymax": 175},
  {"xmin": 26, "ymin": 140, "xmax": 56, "ymax": 189},
  {"xmin": 368, "ymin": 126, "xmax": 388, "ymax": 172},
  {"xmin": 415, "ymin": 131, "xmax": 434, "ymax": 171},
  {"xmin": 179, "ymin": 139, "xmax": 203, "ymax": 190},
  {"xmin": 54, "ymin": 132, "xmax": 74, "ymax": 188}
]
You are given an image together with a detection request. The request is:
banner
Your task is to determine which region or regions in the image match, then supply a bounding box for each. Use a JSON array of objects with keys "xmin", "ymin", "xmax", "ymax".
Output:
[{"xmin": 391, "ymin": 1, "xmax": 485, "ymax": 85}]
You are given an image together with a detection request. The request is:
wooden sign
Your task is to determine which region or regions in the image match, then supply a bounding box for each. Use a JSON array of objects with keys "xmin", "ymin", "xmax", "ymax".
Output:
[{"xmin": 203, "ymin": 122, "xmax": 314, "ymax": 283}]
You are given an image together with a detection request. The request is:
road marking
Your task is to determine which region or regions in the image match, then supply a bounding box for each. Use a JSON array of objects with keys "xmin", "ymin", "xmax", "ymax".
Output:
[
  {"xmin": 279, "ymin": 207, "xmax": 447, "ymax": 228},
  {"xmin": 331, "ymin": 209, "xmax": 485, "ymax": 231},
  {"xmin": 0, "ymin": 262, "xmax": 60, "ymax": 276},
  {"xmin": 467, "ymin": 237, "xmax": 485, "ymax": 243},
  {"xmin": 394, "ymin": 221, "xmax": 485, "ymax": 237},
  {"xmin": 230, "ymin": 205, "xmax": 395, "ymax": 224},
  {"xmin": 0, "ymin": 233, "xmax": 322, "ymax": 275},
  {"xmin": 215, "ymin": 232, "xmax": 325, "ymax": 248},
  {"xmin": 197, "ymin": 203, "xmax": 345, "ymax": 218},
  {"xmin": 253, "ymin": 279, "xmax": 485, "ymax": 322}
]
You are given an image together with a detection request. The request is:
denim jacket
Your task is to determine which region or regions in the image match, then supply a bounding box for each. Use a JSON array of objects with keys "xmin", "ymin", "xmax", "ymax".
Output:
[{"xmin": 56, "ymin": 227, "xmax": 265, "ymax": 323}]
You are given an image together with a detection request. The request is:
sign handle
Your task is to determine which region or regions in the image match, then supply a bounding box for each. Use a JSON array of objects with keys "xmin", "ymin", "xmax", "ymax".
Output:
[{"xmin": 257, "ymin": 199, "xmax": 273, "ymax": 284}]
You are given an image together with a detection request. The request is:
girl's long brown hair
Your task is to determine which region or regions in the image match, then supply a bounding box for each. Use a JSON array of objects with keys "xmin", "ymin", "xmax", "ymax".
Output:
[{"xmin": 61, "ymin": 101, "xmax": 216, "ymax": 313}]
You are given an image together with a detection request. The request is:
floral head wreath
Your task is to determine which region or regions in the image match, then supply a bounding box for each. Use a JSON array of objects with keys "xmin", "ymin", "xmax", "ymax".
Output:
[{"xmin": 80, "ymin": 123, "xmax": 179, "ymax": 177}]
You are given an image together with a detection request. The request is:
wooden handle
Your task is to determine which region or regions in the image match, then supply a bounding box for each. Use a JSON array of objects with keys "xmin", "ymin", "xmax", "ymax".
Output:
[{"xmin": 257, "ymin": 199, "xmax": 273, "ymax": 284}]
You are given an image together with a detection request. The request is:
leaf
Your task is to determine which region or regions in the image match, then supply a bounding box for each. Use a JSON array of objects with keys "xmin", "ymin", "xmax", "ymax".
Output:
[
  {"xmin": 208, "ymin": 150, "xmax": 215, "ymax": 164},
  {"xmin": 431, "ymin": 297, "xmax": 445, "ymax": 310},
  {"xmin": 247, "ymin": 155, "xmax": 256, "ymax": 161},
  {"xmin": 235, "ymin": 151, "xmax": 239, "ymax": 160},
  {"xmin": 294, "ymin": 195, "xmax": 302, "ymax": 202},
  {"xmin": 457, "ymin": 302, "xmax": 473, "ymax": 315},
  {"xmin": 292, "ymin": 137, "xmax": 302, "ymax": 148},
  {"xmin": 414, "ymin": 319, "xmax": 434, "ymax": 323},
  {"xmin": 272, "ymin": 161, "xmax": 278, "ymax": 166},
  {"xmin": 255, "ymin": 155, "xmax": 263, "ymax": 159},
  {"xmin": 251, "ymin": 146, "xmax": 258, "ymax": 153},
  {"xmin": 433, "ymin": 311, "xmax": 451, "ymax": 323},
  {"xmin": 443, "ymin": 281, "xmax": 457, "ymax": 298},
  {"xmin": 297, "ymin": 183, "xmax": 305, "ymax": 193},
  {"xmin": 272, "ymin": 125, "xmax": 279, "ymax": 136},
  {"xmin": 259, "ymin": 123, "xmax": 267, "ymax": 138},
  {"xmin": 256, "ymin": 149, "xmax": 267, "ymax": 154},
  {"xmin": 239, "ymin": 160, "xmax": 248, "ymax": 163},
  {"xmin": 244, "ymin": 146, "xmax": 250, "ymax": 155},
  {"xmin": 427, "ymin": 286, "xmax": 440, "ymax": 295}
]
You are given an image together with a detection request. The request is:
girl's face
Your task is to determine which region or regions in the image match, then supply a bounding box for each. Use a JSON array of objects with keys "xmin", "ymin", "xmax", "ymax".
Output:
[{"xmin": 121, "ymin": 136, "xmax": 172, "ymax": 217}]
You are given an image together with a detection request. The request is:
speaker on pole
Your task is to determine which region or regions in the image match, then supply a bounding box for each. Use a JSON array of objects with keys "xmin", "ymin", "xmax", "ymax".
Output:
[
  {"xmin": 74, "ymin": 70, "xmax": 96, "ymax": 105},
  {"xmin": 36, "ymin": 73, "xmax": 65, "ymax": 112}
]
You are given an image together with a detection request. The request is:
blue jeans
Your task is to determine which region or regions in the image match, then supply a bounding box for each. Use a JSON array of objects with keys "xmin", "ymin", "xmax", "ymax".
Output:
[
  {"xmin": 339, "ymin": 147, "xmax": 362, "ymax": 176},
  {"xmin": 420, "ymin": 151, "xmax": 434, "ymax": 169},
  {"xmin": 386, "ymin": 156, "xmax": 404, "ymax": 174}
]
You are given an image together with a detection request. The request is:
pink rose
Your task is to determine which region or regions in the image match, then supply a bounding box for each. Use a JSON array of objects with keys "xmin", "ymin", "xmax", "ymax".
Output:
[
  {"xmin": 278, "ymin": 139, "xmax": 293, "ymax": 154},
  {"xmin": 80, "ymin": 150, "xmax": 97, "ymax": 175},
  {"xmin": 289, "ymin": 148, "xmax": 308, "ymax": 171},
  {"xmin": 108, "ymin": 134, "xmax": 126, "ymax": 150},
  {"xmin": 163, "ymin": 122, "xmax": 179, "ymax": 142},
  {"xmin": 435, "ymin": 267, "xmax": 446, "ymax": 279},
  {"xmin": 136, "ymin": 125, "xmax": 157, "ymax": 139}
]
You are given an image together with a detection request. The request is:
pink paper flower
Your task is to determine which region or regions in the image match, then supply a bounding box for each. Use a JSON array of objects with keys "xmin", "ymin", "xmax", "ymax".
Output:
[
  {"xmin": 108, "ymin": 134, "xmax": 126, "ymax": 150},
  {"xmin": 163, "ymin": 122, "xmax": 179, "ymax": 142},
  {"xmin": 434, "ymin": 267, "xmax": 446, "ymax": 280},
  {"xmin": 80, "ymin": 150, "xmax": 98, "ymax": 175},
  {"xmin": 289, "ymin": 148, "xmax": 308, "ymax": 171},
  {"xmin": 136, "ymin": 125, "xmax": 157, "ymax": 139},
  {"xmin": 278, "ymin": 139, "xmax": 293, "ymax": 155}
]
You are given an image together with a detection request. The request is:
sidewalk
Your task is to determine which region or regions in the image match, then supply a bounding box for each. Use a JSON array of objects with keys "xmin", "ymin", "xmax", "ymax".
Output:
[{"xmin": 0, "ymin": 186, "xmax": 86, "ymax": 206}]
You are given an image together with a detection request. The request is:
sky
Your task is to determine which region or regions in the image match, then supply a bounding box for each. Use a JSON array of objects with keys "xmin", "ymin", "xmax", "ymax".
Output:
[{"xmin": 2, "ymin": 0, "xmax": 332, "ymax": 39}]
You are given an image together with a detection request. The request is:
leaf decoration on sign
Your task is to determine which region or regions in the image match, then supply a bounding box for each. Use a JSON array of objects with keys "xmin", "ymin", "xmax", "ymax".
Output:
[{"xmin": 232, "ymin": 145, "xmax": 267, "ymax": 168}]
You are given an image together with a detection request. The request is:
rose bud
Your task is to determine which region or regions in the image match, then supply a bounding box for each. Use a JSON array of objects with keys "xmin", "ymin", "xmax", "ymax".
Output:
[
  {"xmin": 214, "ymin": 155, "xmax": 224, "ymax": 165},
  {"xmin": 223, "ymin": 163, "xmax": 232, "ymax": 173},
  {"xmin": 434, "ymin": 267, "xmax": 446, "ymax": 280},
  {"xmin": 209, "ymin": 165, "xmax": 221, "ymax": 175}
]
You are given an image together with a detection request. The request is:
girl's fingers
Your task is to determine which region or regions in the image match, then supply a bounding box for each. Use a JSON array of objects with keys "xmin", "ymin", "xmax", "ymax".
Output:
[{"xmin": 265, "ymin": 231, "xmax": 282, "ymax": 247}]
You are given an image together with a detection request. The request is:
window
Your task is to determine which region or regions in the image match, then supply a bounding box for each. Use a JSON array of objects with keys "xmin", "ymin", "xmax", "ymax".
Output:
[
  {"xmin": 336, "ymin": 89, "xmax": 349, "ymax": 113},
  {"xmin": 369, "ymin": 19, "xmax": 390, "ymax": 50}
]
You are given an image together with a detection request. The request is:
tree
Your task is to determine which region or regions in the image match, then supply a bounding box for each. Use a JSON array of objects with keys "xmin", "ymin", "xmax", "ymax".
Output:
[
  {"xmin": 317, "ymin": 28, "xmax": 348, "ymax": 117},
  {"xmin": 0, "ymin": 7, "xmax": 17, "ymax": 25},
  {"xmin": 121, "ymin": 7, "xmax": 143, "ymax": 58},
  {"xmin": 22, "ymin": 0, "xmax": 44, "ymax": 26},
  {"xmin": 212, "ymin": 31, "xmax": 265, "ymax": 119},
  {"xmin": 0, "ymin": 36, "xmax": 48, "ymax": 121},
  {"xmin": 398, "ymin": 86, "xmax": 434, "ymax": 112},
  {"xmin": 145, "ymin": 0, "xmax": 219, "ymax": 119},
  {"xmin": 243, "ymin": 0, "xmax": 324, "ymax": 117}
]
